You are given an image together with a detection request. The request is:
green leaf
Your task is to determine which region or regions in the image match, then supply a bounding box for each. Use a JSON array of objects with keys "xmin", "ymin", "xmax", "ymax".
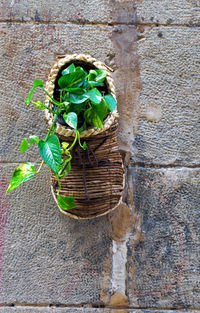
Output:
[
  {"xmin": 70, "ymin": 80, "xmax": 85, "ymax": 88},
  {"xmin": 29, "ymin": 135, "xmax": 39, "ymax": 145},
  {"xmin": 104, "ymin": 95, "xmax": 117, "ymax": 112},
  {"xmin": 95, "ymin": 69, "xmax": 107, "ymax": 83},
  {"xmin": 38, "ymin": 135, "xmax": 61, "ymax": 173},
  {"xmin": 58, "ymin": 160, "xmax": 71, "ymax": 178},
  {"xmin": 82, "ymin": 141, "xmax": 87, "ymax": 150},
  {"xmin": 33, "ymin": 80, "xmax": 43, "ymax": 88},
  {"xmin": 86, "ymin": 88, "xmax": 102, "ymax": 104},
  {"xmin": 88, "ymin": 81, "xmax": 104, "ymax": 88},
  {"xmin": 69, "ymin": 93, "xmax": 89, "ymax": 104},
  {"xmin": 63, "ymin": 112, "xmax": 77, "ymax": 129},
  {"xmin": 62, "ymin": 142, "xmax": 69, "ymax": 150},
  {"xmin": 83, "ymin": 79, "xmax": 90, "ymax": 89},
  {"xmin": 32, "ymin": 101, "xmax": 46, "ymax": 110},
  {"xmin": 65, "ymin": 161, "xmax": 71, "ymax": 173},
  {"xmin": 84, "ymin": 108, "xmax": 103, "ymax": 129},
  {"xmin": 88, "ymin": 69, "xmax": 98, "ymax": 81},
  {"xmin": 65, "ymin": 87, "xmax": 83, "ymax": 94},
  {"xmin": 25, "ymin": 80, "xmax": 43, "ymax": 106},
  {"xmin": 57, "ymin": 195, "xmax": 76, "ymax": 210},
  {"xmin": 69, "ymin": 102, "xmax": 85, "ymax": 115},
  {"xmin": 62, "ymin": 63, "xmax": 75, "ymax": 75},
  {"xmin": 20, "ymin": 138, "xmax": 30, "ymax": 153},
  {"xmin": 93, "ymin": 99, "xmax": 108, "ymax": 121},
  {"xmin": 63, "ymin": 101, "xmax": 70, "ymax": 110},
  {"xmin": 84, "ymin": 108, "xmax": 93, "ymax": 125},
  {"xmin": 63, "ymin": 93, "xmax": 70, "ymax": 102},
  {"xmin": 87, "ymin": 69, "xmax": 106, "ymax": 83},
  {"xmin": 62, "ymin": 162, "xmax": 71, "ymax": 177},
  {"xmin": 58, "ymin": 67, "xmax": 86, "ymax": 89},
  {"xmin": 6, "ymin": 162, "xmax": 35, "ymax": 193}
]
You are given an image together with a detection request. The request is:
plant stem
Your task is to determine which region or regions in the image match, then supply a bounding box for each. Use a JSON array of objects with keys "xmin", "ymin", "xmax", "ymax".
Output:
[
  {"xmin": 59, "ymin": 155, "xmax": 72, "ymax": 177},
  {"xmin": 43, "ymin": 104, "xmax": 56, "ymax": 115},
  {"xmin": 55, "ymin": 173, "xmax": 61, "ymax": 195},
  {"xmin": 36, "ymin": 160, "xmax": 44, "ymax": 173},
  {"xmin": 68, "ymin": 131, "xmax": 78, "ymax": 151},
  {"xmin": 45, "ymin": 114, "xmax": 58, "ymax": 141},
  {"xmin": 77, "ymin": 131, "xmax": 85, "ymax": 150},
  {"xmin": 45, "ymin": 96, "xmax": 62, "ymax": 107},
  {"xmin": 42, "ymin": 87, "xmax": 58, "ymax": 104}
]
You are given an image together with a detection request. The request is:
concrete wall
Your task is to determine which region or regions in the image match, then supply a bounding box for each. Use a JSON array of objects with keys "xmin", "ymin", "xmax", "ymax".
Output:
[{"xmin": 0, "ymin": 0, "xmax": 199, "ymax": 312}]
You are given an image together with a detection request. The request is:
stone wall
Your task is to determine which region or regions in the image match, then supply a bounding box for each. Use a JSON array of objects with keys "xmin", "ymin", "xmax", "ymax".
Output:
[{"xmin": 0, "ymin": 0, "xmax": 199, "ymax": 312}]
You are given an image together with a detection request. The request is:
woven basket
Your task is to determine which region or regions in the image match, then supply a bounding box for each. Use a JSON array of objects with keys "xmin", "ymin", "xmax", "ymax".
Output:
[{"xmin": 45, "ymin": 54, "xmax": 124, "ymax": 219}]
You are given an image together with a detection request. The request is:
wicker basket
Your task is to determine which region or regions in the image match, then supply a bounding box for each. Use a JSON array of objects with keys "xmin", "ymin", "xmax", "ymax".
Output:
[{"xmin": 45, "ymin": 54, "xmax": 124, "ymax": 219}]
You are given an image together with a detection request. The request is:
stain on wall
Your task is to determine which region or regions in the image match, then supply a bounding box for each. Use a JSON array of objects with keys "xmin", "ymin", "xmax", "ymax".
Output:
[
  {"xmin": 109, "ymin": 0, "xmax": 139, "ymax": 24},
  {"xmin": 141, "ymin": 103, "xmax": 162, "ymax": 123},
  {"xmin": 110, "ymin": 25, "xmax": 142, "ymax": 155}
]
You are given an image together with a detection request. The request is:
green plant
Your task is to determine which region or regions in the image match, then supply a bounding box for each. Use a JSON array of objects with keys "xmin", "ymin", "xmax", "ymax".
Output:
[{"xmin": 6, "ymin": 64, "xmax": 117, "ymax": 210}]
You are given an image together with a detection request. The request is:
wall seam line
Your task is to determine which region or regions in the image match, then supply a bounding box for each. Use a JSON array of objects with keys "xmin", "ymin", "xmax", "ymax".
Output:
[{"xmin": 0, "ymin": 20, "xmax": 199, "ymax": 27}]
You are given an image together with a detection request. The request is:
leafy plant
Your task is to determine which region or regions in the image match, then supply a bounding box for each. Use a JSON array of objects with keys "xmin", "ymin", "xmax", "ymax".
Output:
[{"xmin": 6, "ymin": 63, "xmax": 117, "ymax": 210}]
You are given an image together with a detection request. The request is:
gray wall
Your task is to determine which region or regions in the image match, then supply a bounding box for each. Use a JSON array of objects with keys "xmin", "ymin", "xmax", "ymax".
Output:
[{"xmin": 0, "ymin": 0, "xmax": 199, "ymax": 312}]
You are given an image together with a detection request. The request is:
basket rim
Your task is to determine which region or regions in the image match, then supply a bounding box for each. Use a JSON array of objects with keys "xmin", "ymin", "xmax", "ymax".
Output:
[{"xmin": 45, "ymin": 54, "xmax": 118, "ymax": 138}]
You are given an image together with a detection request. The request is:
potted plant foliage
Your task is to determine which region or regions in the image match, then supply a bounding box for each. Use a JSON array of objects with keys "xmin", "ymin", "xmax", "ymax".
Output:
[{"xmin": 6, "ymin": 54, "xmax": 124, "ymax": 219}]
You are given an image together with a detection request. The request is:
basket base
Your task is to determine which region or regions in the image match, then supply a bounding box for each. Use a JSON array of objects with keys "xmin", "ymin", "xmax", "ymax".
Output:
[
  {"xmin": 51, "ymin": 186, "xmax": 124, "ymax": 220},
  {"xmin": 51, "ymin": 121, "xmax": 124, "ymax": 219}
]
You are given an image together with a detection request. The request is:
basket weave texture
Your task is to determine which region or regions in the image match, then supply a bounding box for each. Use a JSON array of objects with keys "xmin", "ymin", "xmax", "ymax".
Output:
[
  {"xmin": 51, "ymin": 120, "xmax": 124, "ymax": 219},
  {"xmin": 46, "ymin": 54, "xmax": 124, "ymax": 219}
]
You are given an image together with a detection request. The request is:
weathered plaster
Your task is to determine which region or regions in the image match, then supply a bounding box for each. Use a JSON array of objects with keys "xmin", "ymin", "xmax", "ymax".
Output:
[{"xmin": 111, "ymin": 25, "xmax": 142, "ymax": 154}]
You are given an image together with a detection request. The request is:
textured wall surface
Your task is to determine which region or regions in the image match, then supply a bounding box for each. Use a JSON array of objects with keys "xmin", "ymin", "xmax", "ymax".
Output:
[{"xmin": 0, "ymin": 0, "xmax": 199, "ymax": 312}]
